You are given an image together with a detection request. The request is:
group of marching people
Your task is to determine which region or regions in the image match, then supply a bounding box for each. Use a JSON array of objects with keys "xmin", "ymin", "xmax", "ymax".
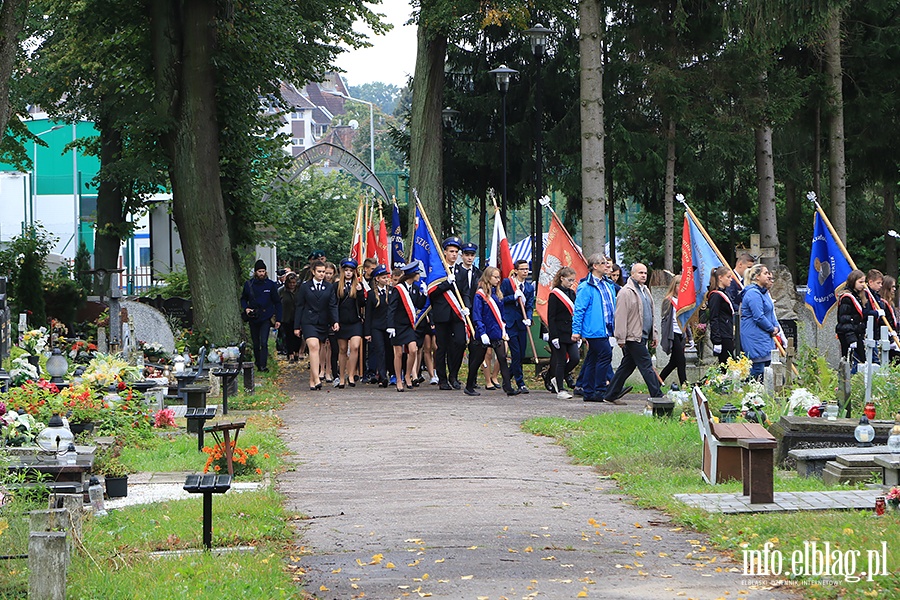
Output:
[{"xmin": 835, "ymin": 268, "xmax": 900, "ymax": 368}]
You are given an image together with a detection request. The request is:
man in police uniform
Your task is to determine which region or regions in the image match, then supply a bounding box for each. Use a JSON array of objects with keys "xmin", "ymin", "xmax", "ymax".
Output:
[
  {"xmin": 430, "ymin": 236, "xmax": 469, "ymax": 390},
  {"xmin": 455, "ymin": 242, "xmax": 481, "ymax": 310}
]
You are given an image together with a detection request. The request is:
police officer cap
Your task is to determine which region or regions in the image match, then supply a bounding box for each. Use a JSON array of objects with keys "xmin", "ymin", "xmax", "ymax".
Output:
[
  {"xmin": 402, "ymin": 260, "xmax": 422, "ymax": 274},
  {"xmin": 340, "ymin": 258, "xmax": 358, "ymax": 270},
  {"xmin": 442, "ymin": 236, "xmax": 462, "ymax": 249},
  {"xmin": 371, "ymin": 264, "xmax": 388, "ymax": 278},
  {"xmin": 308, "ymin": 249, "xmax": 325, "ymax": 260},
  {"xmin": 461, "ymin": 242, "xmax": 478, "ymax": 253}
]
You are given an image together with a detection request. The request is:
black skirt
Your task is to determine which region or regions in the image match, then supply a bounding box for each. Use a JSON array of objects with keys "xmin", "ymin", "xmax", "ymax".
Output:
[
  {"xmin": 336, "ymin": 321, "xmax": 363, "ymax": 340},
  {"xmin": 301, "ymin": 322, "xmax": 330, "ymax": 342}
]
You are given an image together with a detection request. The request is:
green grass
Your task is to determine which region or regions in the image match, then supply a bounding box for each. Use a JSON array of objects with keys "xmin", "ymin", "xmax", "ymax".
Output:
[
  {"xmin": 118, "ymin": 413, "xmax": 286, "ymax": 478},
  {"xmin": 523, "ymin": 413, "xmax": 900, "ymax": 599}
]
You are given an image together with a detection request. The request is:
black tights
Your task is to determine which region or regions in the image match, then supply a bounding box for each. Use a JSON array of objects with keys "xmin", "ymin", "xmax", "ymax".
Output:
[
  {"xmin": 467, "ymin": 341, "xmax": 513, "ymax": 392},
  {"xmin": 551, "ymin": 341, "xmax": 579, "ymax": 391},
  {"xmin": 660, "ymin": 332, "xmax": 686, "ymax": 386}
]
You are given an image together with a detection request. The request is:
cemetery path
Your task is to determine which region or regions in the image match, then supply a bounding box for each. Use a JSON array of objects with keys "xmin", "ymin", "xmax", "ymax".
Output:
[{"xmin": 276, "ymin": 364, "xmax": 795, "ymax": 600}]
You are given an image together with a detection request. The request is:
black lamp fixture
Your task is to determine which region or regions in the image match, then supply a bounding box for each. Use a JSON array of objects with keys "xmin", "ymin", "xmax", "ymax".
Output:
[
  {"xmin": 525, "ymin": 23, "xmax": 551, "ymax": 282},
  {"xmin": 441, "ymin": 107, "xmax": 460, "ymax": 129},
  {"xmin": 488, "ymin": 64, "xmax": 518, "ymax": 228}
]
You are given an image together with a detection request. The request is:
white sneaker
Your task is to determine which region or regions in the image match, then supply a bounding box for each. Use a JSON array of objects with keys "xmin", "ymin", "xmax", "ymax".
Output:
[
  {"xmin": 557, "ymin": 390, "xmax": 573, "ymax": 400},
  {"xmin": 333, "ymin": 377, "xmax": 340, "ymax": 387},
  {"xmin": 429, "ymin": 375, "xmax": 439, "ymax": 385}
]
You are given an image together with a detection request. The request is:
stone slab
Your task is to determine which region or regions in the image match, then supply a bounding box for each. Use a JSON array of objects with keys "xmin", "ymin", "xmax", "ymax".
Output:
[
  {"xmin": 674, "ymin": 490, "xmax": 880, "ymax": 514},
  {"xmin": 122, "ymin": 300, "xmax": 176, "ymax": 354},
  {"xmin": 836, "ymin": 454, "xmax": 882, "ymax": 467}
]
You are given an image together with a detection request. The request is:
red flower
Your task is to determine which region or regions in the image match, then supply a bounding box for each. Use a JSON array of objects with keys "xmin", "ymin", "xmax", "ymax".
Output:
[{"xmin": 116, "ymin": 381, "xmax": 126, "ymax": 391}]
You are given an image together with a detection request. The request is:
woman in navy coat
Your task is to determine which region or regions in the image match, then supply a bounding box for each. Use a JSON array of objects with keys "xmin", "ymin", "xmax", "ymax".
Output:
[
  {"xmin": 465, "ymin": 267, "xmax": 517, "ymax": 396},
  {"xmin": 294, "ymin": 261, "xmax": 338, "ymax": 390}
]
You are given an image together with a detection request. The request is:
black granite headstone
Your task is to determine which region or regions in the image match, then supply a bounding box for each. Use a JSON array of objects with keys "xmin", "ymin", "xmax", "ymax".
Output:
[{"xmin": 138, "ymin": 295, "xmax": 193, "ymax": 328}]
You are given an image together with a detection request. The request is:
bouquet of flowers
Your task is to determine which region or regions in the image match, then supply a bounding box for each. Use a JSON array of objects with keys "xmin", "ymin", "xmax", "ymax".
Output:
[
  {"xmin": 1, "ymin": 411, "xmax": 44, "ymax": 447},
  {"xmin": 67, "ymin": 340, "xmax": 97, "ymax": 364},
  {"xmin": 138, "ymin": 341, "xmax": 171, "ymax": 362},
  {"xmin": 887, "ymin": 486, "xmax": 900, "ymax": 509},
  {"xmin": 202, "ymin": 441, "xmax": 268, "ymax": 477},
  {"xmin": 82, "ymin": 353, "xmax": 142, "ymax": 388},
  {"xmin": 20, "ymin": 327, "xmax": 48, "ymax": 355},
  {"xmin": 787, "ymin": 387, "xmax": 820, "ymax": 415},
  {"xmin": 153, "ymin": 408, "xmax": 176, "ymax": 428},
  {"xmin": 59, "ymin": 384, "xmax": 106, "ymax": 424},
  {"xmin": 9, "ymin": 356, "xmax": 39, "ymax": 387}
]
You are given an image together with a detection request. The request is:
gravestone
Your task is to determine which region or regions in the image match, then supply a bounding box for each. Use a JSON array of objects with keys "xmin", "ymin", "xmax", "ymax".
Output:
[
  {"xmin": 122, "ymin": 300, "xmax": 177, "ymax": 354},
  {"xmin": 138, "ymin": 295, "xmax": 193, "ymax": 329}
]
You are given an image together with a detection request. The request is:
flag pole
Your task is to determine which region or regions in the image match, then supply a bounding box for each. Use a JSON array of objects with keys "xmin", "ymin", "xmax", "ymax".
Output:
[
  {"xmin": 807, "ymin": 192, "xmax": 900, "ymax": 347},
  {"xmin": 490, "ymin": 194, "xmax": 539, "ymax": 364},
  {"xmin": 539, "ymin": 195, "xmax": 587, "ymax": 264},
  {"xmin": 676, "ymin": 194, "xmax": 800, "ymax": 367},
  {"xmin": 413, "ymin": 189, "xmax": 475, "ymax": 336}
]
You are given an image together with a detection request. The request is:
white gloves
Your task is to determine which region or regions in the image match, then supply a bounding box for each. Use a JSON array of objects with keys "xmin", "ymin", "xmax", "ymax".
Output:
[
  {"xmin": 461, "ymin": 308, "xmax": 470, "ymax": 317},
  {"xmin": 522, "ymin": 319, "xmax": 532, "ymax": 327},
  {"xmin": 778, "ymin": 331, "xmax": 788, "ymax": 347},
  {"xmin": 387, "ymin": 328, "xmax": 396, "ymax": 338},
  {"xmin": 878, "ymin": 309, "xmax": 886, "ymax": 318},
  {"xmin": 542, "ymin": 333, "xmax": 549, "ymax": 342},
  {"xmin": 577, "ymin": 339, "xmax": 583, "ymax": 348},
  {"xmin": 551, "ymin": 338, "xmax": 560, "ymax": 349},
  {"xmin": 849, "ymin": 342, "xmax": 857, "ymax": 349},
  {"xmin": 514, "ymin": 288, "xmax": 525, "ymax": 301},
  {"xmin": 480, "ymin": 333, "xmax": 491, "ymax": 345},
  {"xmin": 446, "ymin": 266, "xmax": 455, "ymax": 279},
  {"xmin": 713, "ymin": 344, "xmax": 722, "ymax": 355},
  {"xmin": 892, "ymin": 342, "xmax": 899, "ymax": 352},
  {"xmin": 609, "ymin": 337, "xmax": 617, "ymax": 348}
]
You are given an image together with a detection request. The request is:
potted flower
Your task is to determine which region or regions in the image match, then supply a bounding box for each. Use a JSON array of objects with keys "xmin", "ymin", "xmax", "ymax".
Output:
[
  {"xmin": 742, "ymin": 384, "xmax": 768, "ymax": 424},
  {"xmin": 887, "ymin": 487, "xmax": 900, "ymax": 511},
  {"xmin": 82, "ymin": 353, "xmax": 142, "ymax": 389},
  {"xmin": 60, "ymin": 384, "xmax": 105, "ymax": 434},
  {"xmin": 1, "ymin": 410, "xmax": 43, "ymax": 447},
  {"xmin": 99, "ymin": 457, "xmax": 130, "ymax": 498}
]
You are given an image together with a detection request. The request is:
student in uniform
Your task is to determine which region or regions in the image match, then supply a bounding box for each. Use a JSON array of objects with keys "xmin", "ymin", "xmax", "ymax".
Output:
[
  {"xmin": 706, "ymin": 266, "xmax": 735, "ymax": 366},
  {"xmin": 500, "ymin": 260, "xmax": 535, "ymax": 393},
  {"xmin": 388, "ymin": 260, "xmax": 426, "ymax": 392},
  {"xmin": 546, "ymin": 267, "xmax": 579, "ymax": 399},
  {"xmin": 335, "ymin": 258, "xmax": 366, "ymax": 388},
  {"xmin": 364, "ymin": 264, "xmax": 393, "ymax": 386},
  {"xmin": 430, "ymin": 237, "xmax": 468, "ymax": 390},
  {"xmin": 465, "ymin": 267, "xmax": 518, "ymax": 397},
  {"xmin": 836, "ymin": 269, "xmax": 869, "ymax": 369},
  {"xmin": 279, "ymin": 272, "xmax": 301, "ymax": 362},
  {"xmin": 294, "ymin": 260, "xmax": 339, "ymax": 390}
]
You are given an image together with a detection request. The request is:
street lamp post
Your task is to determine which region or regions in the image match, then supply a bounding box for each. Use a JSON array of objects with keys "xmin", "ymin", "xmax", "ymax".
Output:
[
  {"xmin": 30, "ymin": 124, "xmax": 64, "ymax": 230},
  {"xmin": 328, "ymin": 91, "xmax": 375, "ymax": 173},
  {"xmin": 489, "ymin": 65, "xmax": 518, "ymax": 229},
  {"xmin": 526, "ymin": 24, "xmax": 551, "ymax": 283}
]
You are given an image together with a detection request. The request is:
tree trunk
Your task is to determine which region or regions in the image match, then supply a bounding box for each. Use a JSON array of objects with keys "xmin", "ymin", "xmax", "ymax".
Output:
[
  {"xmin": 408, "ymin": 23, "xmax": 446, "ymax": 237},
  {"xmin": 824, "ymin": 7, "xmax": 846, "ymax": 241},
  {"xmin": 150, "ymin": 0, "xmax": 242, "ymax": 345},
  {"xmin": 580, "ymin": 0, "xmax": 605, "ymax": 254},
  {"xmin": 784, "ymin": 181, "xmax": 797, "ymax": 279},
  {"xmin": 607, "ymin": 154, "xmax": 615, "ymax": 262},
  {"xmin": 93, "ymin": 121, "xmax": 125, "ymax": 285},
  {"xmin": 664, "ymin": 118, "xmax": 675, "ymax": 272},
  {"xmin": 885, "ymin": 183, "xmax": 897, "ymax": 276},
  {"xmin": 755, "ymin": 124, "xmax": 779, "ymax": 268},
  {"xmin": 0, "ymin": 0, "xmax": 28, "ymax": 134}
]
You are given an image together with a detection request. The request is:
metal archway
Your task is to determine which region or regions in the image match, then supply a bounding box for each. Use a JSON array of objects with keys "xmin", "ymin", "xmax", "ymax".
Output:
[{"xmin": 262, "ymin": 142, "xmax": 388, "ymax": 202}]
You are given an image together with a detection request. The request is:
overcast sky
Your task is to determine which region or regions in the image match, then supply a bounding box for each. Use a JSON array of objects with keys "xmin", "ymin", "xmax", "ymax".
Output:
[{"xmin": 333, "ymin": 0, "xmax": 417, "ymax": 89}]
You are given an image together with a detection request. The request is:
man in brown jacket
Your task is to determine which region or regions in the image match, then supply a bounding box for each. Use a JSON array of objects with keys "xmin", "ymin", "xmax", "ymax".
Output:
[{"xmin": 602, "ymin": 263, "xmax": 663, "ymax": 402}]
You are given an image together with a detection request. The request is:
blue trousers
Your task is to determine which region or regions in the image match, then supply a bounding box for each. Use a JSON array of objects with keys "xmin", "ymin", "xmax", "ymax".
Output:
[
  {"xmin": 508, "ymin": 326, "xmax": 528, "ymax": 387},
  {"xmin": 249, "ymin": 321, "xmax": 272, "ymax": 370},
  {"xmin": 604, "ymin": 339, "xmax": 662, "ymax": 399},
  {"xmin": 750, "ymin": 360, "xmax": 770, "ymax": 381},
  {"xmin": 581, "ymin": 337, "xmax": 612, "ymax": 399}
]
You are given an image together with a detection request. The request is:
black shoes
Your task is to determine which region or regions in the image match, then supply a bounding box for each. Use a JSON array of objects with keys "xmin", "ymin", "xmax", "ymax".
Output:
[
  {"xmin": 505, "ymin": 388, "xmax": 520, "ymax": 396},
  {"xmin": 439, "ymin": 382, "xmax": 453, "ymax": 391},
  {"xmin": 614, "ymin": 386, "xmax": 633, "ymax": 401},
  {"xmin": 583, "ymin": 396, "xmax": 604, "ymax": 402},
  {"xmin": 450, "ymin": 380, "xmax": 462, "ymax": 390},
  {"xmin": 518, "ymin": 386, "xmax": 529, "ymax": 394},
  {"xmin": 464, "ymin": 388, "xmax": 480, "ymax": 396},
  {"xmin": 573, "ymin": 387, "xmax": 584, "ymax": 397}
]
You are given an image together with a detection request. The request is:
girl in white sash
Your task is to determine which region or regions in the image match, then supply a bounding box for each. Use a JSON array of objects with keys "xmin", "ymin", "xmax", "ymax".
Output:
[
  {"xmin": 387, "ymin": 261, "xmax": 426, "ymax": 392},
  {"xmin": 707, "ymin": 266, "xmax": 735, "ymax": 367},
  {"xmin": 546, "ymin": 267, "xmax": 579, "ymax": 399},
  {"xmin": 465, "ymin": 267, "xmax": 518, "ymax": 396}
]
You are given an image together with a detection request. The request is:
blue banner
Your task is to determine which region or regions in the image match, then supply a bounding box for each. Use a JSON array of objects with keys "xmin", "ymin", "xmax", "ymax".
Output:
[
  {"xmin": 391, "ymin": 202, "xmax": 405, "ymax": 269},
  {"xmin": 412, "ymin": 205, "xmax": 446, "ymax": 292},
  {"xmin": 805, "ymin": 212, "xmax": 854, "ymax": 326},
  {"xmin": 677, "ymin": 215, "xmax": 724, "ymax": 329}
]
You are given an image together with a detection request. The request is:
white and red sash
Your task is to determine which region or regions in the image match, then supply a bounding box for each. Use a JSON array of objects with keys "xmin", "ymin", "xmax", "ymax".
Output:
[
  {"xmin": 426, "ymin": 278, "xmax": 467, "ymax": 322},
  {"xmin": 550, "ymin": 287, "xmax": 574, "ymax": 316},
  {"xmin": 839, "ymin": 291, "xmax": 864, "ymax": 317},
  {"xmin": 708, "ymin": 289, "xmax": 734, "ymax": 314},
  {"xmin": 477, "ymin": 288, "xmax": 507, "ymax": 339},
  {"xmin": 396, "ymin": 283, "xmax": 417, "ymax": 327}
]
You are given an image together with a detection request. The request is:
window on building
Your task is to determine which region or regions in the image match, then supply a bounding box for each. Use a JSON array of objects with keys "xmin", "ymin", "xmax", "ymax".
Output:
[{"xmin": 139, "ymin": 247, "xmax": 151, "ymax": 267}]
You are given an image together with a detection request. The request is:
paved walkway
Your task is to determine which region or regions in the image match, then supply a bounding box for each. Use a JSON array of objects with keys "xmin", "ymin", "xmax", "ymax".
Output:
[
  {"xmin": 276, "ymin": 367, "xmax": 793, "ymax": 599},
  {"xmin": 675, "ymin": 490, "xmax": 880, "ymax": 514}
]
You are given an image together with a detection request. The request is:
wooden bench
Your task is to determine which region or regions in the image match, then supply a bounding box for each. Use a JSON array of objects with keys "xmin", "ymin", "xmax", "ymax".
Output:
[
  {"xmin": 739, "ymin": 438, "xmax": 777, "ymax": 503},
  {"xmin": 691, "ymin": 387, "xmax": 776, "ymax": 484}
]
